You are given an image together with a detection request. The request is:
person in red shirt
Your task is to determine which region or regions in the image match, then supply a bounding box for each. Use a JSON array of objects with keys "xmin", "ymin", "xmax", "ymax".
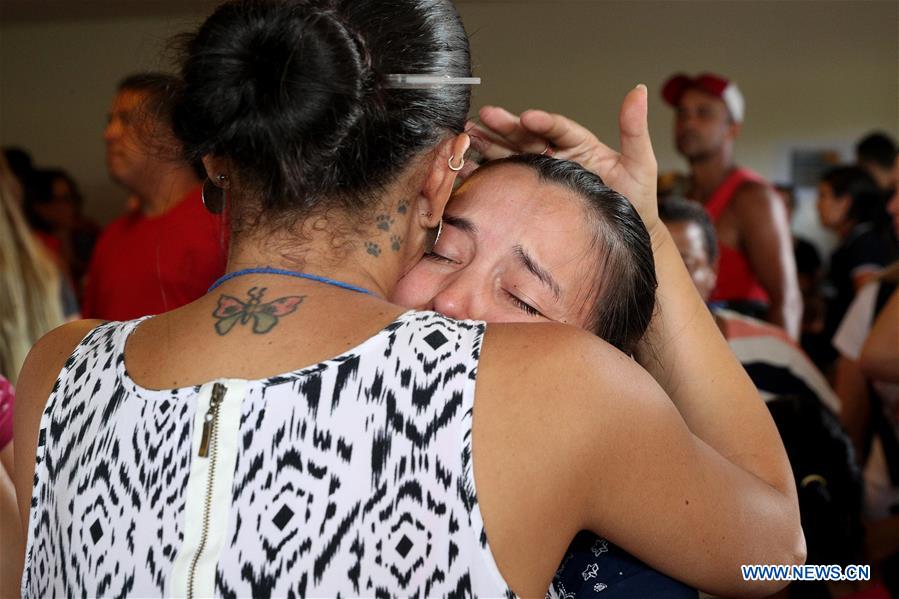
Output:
[
  {"xmin": 661, "ymin": 72, "xmax": 802, "ymax": 340},
  {"xmin": 83, "ymin": 73, "xmax": 227, "ymax": 320}
]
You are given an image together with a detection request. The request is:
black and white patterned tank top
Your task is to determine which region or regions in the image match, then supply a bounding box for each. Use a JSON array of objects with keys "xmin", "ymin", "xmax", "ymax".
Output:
[{"xmin": 23, "ymin": 310, "xmax": 513, "ymax": 598}]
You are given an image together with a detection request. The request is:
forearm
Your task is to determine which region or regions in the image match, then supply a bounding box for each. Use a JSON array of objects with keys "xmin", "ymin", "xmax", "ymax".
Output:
[
  {"xmin": 834, "ymin": 356, "xmax": 872, "ymax": 462},
  {"xmin": 766, "ymin": 288, "xmax": 802, "ymax": 341},
  {"xmin": 860, "ymin": 289, "xmax": 899, "ymax": 383},
  {"xmin": 635, "ymin": 227, "xmax": 796, "ymax": 497},
  {"xmin": 0, "ymin": 447, "xmax": 24, "ymax": 599}
]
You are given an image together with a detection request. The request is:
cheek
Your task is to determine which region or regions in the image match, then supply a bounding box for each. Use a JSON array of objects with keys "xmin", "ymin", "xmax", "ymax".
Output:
[{"xmin": 392, "ymin": 263, "xmax": 445, "ymax": 308}]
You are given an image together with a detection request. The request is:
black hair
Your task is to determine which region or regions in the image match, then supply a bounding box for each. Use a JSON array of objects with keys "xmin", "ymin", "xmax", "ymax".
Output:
[
  {"xmin": 474, "ymin": 154, "xmax": 657, "ymax": 355},
  {"xmin": 117, "ymin": 72, "xmax": 182, "ymax": 126},
  {"xmin": 3, "ymin": 147, "xmax": 34, "ymax": 185},
  {"xmin": 171, "ymin": 0, "xmax": 471, "ymax": 234},
  {"xmin": 856, "ymin": 131, "xmax": 898, "ymax": 170},
  {"xmin": 820, "ymin": 165, "xmax": 887, "ymax": 225},
  {"xmin": 117, "ymin": 72, "xmax": 205, "ymax": 178},
  {"xmin": 23, "ymin": 168, "xmax": 82, "ymax": 233},
  {"xmin": 765, "ymin": 396, "xmax": 864, "ymax": 582},
  {"xmin": 658, "ymin": 195, "xmax": 718, "ymax": 264}
]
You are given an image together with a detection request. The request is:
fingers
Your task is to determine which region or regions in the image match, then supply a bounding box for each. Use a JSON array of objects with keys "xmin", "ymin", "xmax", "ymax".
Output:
[
  {"xmin": 618, "ymin": 84, "xmax": 657, "ymax": 176},
  {"xmin": 518, "ymin": 109, "xmax": 618, "ymax": 177},
  {"xmin": 466, "ymin": 120, "xmax": 517, "ymax": 160},
  {"xmin": 518, "ymin": 110, "xmax": 596, "ymax": 153},
  {"xmin": 478, "ymin": 106, "xmax": 549, "ymax": 154}
]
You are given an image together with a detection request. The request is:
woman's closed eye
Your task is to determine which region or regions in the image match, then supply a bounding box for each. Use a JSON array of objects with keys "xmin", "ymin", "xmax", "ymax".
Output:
[
  {"xmin": 423, "ymin": 251, "xmax": 460, "ymax": 265},
  {"xmin": 505, "ymin": 290, "xmax": 544, "ymax": 318}
]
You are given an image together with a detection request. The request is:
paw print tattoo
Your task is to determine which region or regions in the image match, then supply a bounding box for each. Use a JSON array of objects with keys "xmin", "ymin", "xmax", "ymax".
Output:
[
  {"xmin": 397, "ymin": 199, "xmax": 409, "ymax": 214},
  {"xmin": 365, "ymin": 241, "xmax": 381, "ymax": 257},
  {"xmin": 390, "ymin": 235, "xmax": 403, "ymax": 252},
  {"xmin": 376, "ymin": 214, "xmax": 394, "ymax": 231}
]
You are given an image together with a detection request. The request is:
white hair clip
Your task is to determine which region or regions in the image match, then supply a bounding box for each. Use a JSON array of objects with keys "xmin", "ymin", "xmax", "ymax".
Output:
[{"xmin": 384, "ymin": 74, "xmax": 481, "ymax": 89}]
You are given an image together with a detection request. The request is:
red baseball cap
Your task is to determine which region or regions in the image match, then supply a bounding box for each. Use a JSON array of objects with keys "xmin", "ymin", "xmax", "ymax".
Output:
[{"xmin": 662, "ymin": 72, "xmax": 745, "ymax": 123}]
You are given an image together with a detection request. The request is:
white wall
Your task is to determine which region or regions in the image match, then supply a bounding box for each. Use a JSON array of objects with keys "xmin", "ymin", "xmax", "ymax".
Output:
[{"xmin": 1, "ymin": 1, "xmax": 897, "ymax": 227}]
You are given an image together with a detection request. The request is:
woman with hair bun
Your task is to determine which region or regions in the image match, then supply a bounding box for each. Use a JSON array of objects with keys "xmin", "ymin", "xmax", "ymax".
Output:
[{"xmin": 15, "ymin": 1, "xmax": 803, "ymax": 597}]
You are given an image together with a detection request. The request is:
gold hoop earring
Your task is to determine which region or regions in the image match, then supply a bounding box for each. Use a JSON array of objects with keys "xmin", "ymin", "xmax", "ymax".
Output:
[
  {"xmin": 424, "ymin": 219, "xmax": 443, "ymax": 253},
  {"xmin": 202, "ymin": 175, "xmax": 228, "ymax": 214},
  {"xmin": 448, "ymin": 154, "xmax": 464, "ymax": 172}
]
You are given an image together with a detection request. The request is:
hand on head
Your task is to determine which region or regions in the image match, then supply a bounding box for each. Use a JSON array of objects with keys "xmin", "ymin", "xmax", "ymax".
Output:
[{"xmin": 466, "ymin": 85, "xmax": 659, "ymax": 237}]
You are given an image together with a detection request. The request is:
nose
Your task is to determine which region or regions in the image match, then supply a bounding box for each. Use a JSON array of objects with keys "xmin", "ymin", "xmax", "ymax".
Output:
[
  {"xmin": 431, "ymin": 282, "xmax": 472, "ymax": 321},
  {"xmin": 104, "ymin": 117, "xmax": 119, "ymax": 143},
  {"xmin": 676, "ymin": 106, "xmax": 701, "ymax": 128},
  {"xmin": 431, "ymin": 272, "xmax": 490, "ymax": 321}
]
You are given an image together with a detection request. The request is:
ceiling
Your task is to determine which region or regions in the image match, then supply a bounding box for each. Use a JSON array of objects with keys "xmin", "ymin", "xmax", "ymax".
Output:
[{"xmin": 0, "ymin": 0, "xmax": 525, "ymax": 23}]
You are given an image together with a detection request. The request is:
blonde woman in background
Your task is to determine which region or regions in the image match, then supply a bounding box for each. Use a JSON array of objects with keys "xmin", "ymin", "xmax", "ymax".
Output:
[
  {"xmin": 0, "ymin": 155, "xmax": 68, "ymax": 384},
  {"xmin": 0, "ymin": 154, "xmax": 66, "ymax": 598}
]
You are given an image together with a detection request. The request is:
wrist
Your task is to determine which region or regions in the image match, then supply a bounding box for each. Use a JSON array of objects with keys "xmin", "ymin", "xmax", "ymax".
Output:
[{"xmin": 648, "ymin": 223, "xmax": 670, "ymax": 254}]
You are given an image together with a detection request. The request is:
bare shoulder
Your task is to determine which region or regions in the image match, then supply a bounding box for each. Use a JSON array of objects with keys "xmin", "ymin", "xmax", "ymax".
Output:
[
  {"xmin": 13, "ymin": 320, "xmax": 105, "ymax": 528},
  {"xmin": 731, "ymin": 180, "xmax": 780, "ymax": 214},
  {"xmin": 15, "ymin": 320, "xmax": 106, "ymax": 401},
  {"xmin": 474, "ymin": 322, "xmax": 670, "ymax": 473},
  {"xmin": 730, "ymin": 181, "xmax": 789, "ymax": 237},
  {"xmin": 15, "ymin": 318, "xmax": 106, "ymax": 435},
  {"xmin": 471, "ymin": 322, "xmax": 685, "ymax": 593},
  {"xmin": 476, "ymin": 321, "xmax": 655, "ymax": 420}
]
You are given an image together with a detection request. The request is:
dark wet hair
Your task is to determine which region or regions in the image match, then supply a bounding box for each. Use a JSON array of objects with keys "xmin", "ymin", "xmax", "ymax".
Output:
[
  {"xmin": 820, "ymin": 165, "xmax": 887, "ymax": 225},
  {"xmin": 856, "ymin": 131, "xmax": 897, "ymax": 170},
  {"xmin": 474, "ymin": 154, "xmax": 657, "ymax": 354},
  {"xmin": 171, "ymin": 0, "xmax": 471, "ymax": 232},
  {"xmin": 658, "ymin": 195, "xmax": 718, "ymax": 263},
  {"xmin": 766, "ymin": 396, "xmax": 863, "ymax": 577}
]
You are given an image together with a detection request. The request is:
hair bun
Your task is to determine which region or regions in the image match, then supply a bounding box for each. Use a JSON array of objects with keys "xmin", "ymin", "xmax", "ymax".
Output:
[
  {"xmin": 172, "ymin": 0, "xmax": 471, "ymax": 223},
  {"xmin": 174, "ymin": 1, "xmax": 369, "ymax": 206}
]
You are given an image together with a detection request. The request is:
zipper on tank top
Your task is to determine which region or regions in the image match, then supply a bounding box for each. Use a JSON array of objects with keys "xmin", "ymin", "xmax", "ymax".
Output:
[{"xmin": 187, "ymin": 381, "xmax": 226, "ymax": 599}]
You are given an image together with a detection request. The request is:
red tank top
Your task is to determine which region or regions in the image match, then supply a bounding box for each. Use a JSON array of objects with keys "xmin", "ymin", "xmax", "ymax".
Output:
[{"xmin": 705, "ymin": 168, "xmax": 770, "ymax": 303}]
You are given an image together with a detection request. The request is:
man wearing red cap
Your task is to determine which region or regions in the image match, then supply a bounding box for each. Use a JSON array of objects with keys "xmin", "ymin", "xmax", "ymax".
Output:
[{"xmin": 662, "ymin": 72, "xmax": 802, "ymax": 340}]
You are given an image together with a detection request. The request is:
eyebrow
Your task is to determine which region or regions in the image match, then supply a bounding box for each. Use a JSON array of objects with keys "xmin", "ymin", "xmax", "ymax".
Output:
[
  {"xmin": 513, "ymin": 245, "xmax": 561, "ymax": 301},
  {"xmin": 442, "ymin": 214, "xmax": 477, "ymax": 234}
]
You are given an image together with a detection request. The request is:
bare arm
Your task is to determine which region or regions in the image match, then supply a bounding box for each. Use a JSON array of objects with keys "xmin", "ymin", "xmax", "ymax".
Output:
[
  {"xmin": 470, "ymin": 88, "xmax": 803, "ymax": 596},
  {"xmin": 833, "ymin": 355, "xmax": 871, "ymax": 465},
  {"xmin": 633, "ymin": 222, "xmax": 798, "ymax": 493},
  {"xmin": 1, "ymin": 442, "xmax": 24, "ymax": 599},
  {"xmin": 860, "ymin": 287, "xmax": 899, "ymax": 384},
  {"xmin": 480, "ymin": 88, "xmax": 799, "ymax": 507},
  {"xmin": 13, "ymin": 320, "xmax": 103, "ymax": 541},
  {"xmin": 476, "ymin": 323, "xmax": 805, "ymax": 598},
  {"xmin": 733, "ymin": 184, "xmax": 803, "ymax": 340}
]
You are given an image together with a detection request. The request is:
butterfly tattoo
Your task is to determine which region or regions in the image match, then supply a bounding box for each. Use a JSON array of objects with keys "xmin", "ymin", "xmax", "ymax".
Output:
[{"xmin": 212, "ymin": 287, "xmax": 305, "ymax": 335}]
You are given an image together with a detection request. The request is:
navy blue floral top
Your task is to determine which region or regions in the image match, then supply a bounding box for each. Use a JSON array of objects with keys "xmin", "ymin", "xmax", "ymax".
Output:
[{"xmin": 549, "ymin": 531, "xmax": 698, "ymax": 598}]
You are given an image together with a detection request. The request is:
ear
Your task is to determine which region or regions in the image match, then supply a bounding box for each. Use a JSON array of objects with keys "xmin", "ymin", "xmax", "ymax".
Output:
[
  {"xmin": 416, "ymin": 133, "xmax": 470, "ymax": 228},
  {"xmin": 201, "ymin": 155, "xmax": 230, "ymax": 186},
  {"xmin": 727, "ymin": 121, "xmax": 742, "ymax": 140}
]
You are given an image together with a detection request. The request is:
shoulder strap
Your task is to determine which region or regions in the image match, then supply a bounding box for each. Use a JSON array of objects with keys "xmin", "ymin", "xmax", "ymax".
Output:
[{"xmin": 705, "ymin": 168, "xmax": 764, "ymax": 221}]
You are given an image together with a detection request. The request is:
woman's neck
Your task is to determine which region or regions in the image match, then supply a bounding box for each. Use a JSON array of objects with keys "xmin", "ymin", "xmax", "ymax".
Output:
[{"xmin": 225, "ymin": 208, "xmax": 420, "ymax": 301}]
